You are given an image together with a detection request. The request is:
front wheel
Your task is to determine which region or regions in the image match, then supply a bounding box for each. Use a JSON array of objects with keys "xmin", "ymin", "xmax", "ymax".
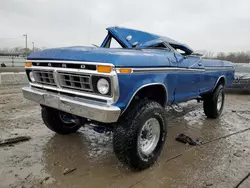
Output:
[
  {"xmin": 113, "ymin": 100, "xmax": 167, "ymax": 170},
  {"xmin": 203, "ymin": 84, "xmax": 225, "ymax": 118},
  {"xmin": 41, "ymin": 106, "xmax": 82, "ymax": 134}
]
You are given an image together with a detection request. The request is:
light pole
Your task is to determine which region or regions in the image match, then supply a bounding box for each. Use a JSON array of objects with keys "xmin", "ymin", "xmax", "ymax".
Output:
[
  {"xmin": 23, "ymin": 34, "xmax": 28, "ymax": 57},
  {"xmin": 32, "ymin": 42, "xmax": 34, "ymax": 52}
]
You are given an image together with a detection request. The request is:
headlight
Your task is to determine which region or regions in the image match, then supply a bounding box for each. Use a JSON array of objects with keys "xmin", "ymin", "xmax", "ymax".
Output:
[
  {"xmin": 29, "ymin": 71, "xmax": 35, "ymax": 82},
  {"xmin": 97, "ymin": 78, "xmax": 109, "ymax": 95}
]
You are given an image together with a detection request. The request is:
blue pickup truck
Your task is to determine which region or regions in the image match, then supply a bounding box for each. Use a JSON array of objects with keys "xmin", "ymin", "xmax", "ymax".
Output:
[{"xmin": 22, "ymin": 27, "xmax": 234, "ymax": 170}]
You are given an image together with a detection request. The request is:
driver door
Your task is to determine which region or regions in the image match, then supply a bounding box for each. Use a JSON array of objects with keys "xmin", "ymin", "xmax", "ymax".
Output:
[{"xmin": 174, "ymin": 52, "xmax": 204, "ymax": 102}]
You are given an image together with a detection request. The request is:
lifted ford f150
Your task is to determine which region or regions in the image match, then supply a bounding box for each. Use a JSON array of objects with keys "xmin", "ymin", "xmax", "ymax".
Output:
[{"xmin": 22, "ymin": 27, "xmax": 235, "ymax": 170}]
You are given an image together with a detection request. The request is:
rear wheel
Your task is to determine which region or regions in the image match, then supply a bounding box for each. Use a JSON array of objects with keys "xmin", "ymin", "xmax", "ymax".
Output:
[
  {"xmin": 203, "ymin": 85, "xmax": 225, "ymax": 118},
  {"xmin": 41, "ymin": 106, "xmax": 82, "ymax": 134},
  {"xmin": 113, "ymin": 100, "xmax": 167, "ymax": 170}
]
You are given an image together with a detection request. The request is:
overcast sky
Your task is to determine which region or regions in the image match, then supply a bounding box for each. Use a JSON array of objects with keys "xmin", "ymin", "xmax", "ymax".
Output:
[{"xmin": 0, "ymin": 0, "xmax": 250, "ymax": 52}]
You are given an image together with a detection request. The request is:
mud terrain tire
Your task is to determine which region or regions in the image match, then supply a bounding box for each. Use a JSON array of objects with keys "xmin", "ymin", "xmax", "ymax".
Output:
[
  {"xmin": 203, "ymin": 85, "xmax": 225, "ymax": 118},
  {"xmin": 41, "ymin": 106, "xmax": 81, "ymax": 134},
  {"xmin": 113, "ymin": 100, "xmax": 167, "ymax": 171}
]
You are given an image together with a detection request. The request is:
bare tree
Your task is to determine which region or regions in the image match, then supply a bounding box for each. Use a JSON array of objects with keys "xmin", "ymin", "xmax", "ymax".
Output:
[{"xmin": 216, "ymin": 51, "xmax": 250, "ymax": 63}]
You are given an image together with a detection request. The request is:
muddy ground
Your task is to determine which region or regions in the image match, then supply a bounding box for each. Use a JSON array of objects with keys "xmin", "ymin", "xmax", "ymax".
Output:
[
  {"xmin": 0, "ymin": 67, "xmax": 24, "ymax": 73},
  {"xmin": 0, "ymin": 85, "xmax": 250, "ymax": 188}
]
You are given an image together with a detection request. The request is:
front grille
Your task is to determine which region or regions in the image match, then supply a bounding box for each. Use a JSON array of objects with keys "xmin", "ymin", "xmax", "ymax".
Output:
[
  {"xmin": 33, "ymin": 70, "xmax": 56, "ymax": 86},
  {"xmin": 58, "ymin": 72, "xmax": 92, "ymax": 92}
]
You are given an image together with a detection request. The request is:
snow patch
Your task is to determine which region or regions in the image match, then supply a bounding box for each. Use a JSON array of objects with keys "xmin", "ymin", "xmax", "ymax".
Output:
[
  {"xmin": 81, "ymin": 126, "xmax": 113, "ymax": 159},
  {"xmin": 184, "ymin": 109, "xmax": 205, "ymax": 126}
]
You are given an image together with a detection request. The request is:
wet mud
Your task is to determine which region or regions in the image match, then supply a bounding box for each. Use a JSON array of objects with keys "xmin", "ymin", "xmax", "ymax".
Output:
[{"xmin": 0, "ymin": 85, "xmax": 250, "ymax": 188}]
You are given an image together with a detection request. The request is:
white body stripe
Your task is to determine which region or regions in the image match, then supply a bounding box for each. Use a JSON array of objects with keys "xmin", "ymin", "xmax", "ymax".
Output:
[{"xmin": 116, "ymin": 66, "xmax": 234, "ymax": 73}]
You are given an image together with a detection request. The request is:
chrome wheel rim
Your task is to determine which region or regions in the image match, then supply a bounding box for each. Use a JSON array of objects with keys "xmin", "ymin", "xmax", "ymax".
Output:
[
  {"xmin": 138, "ymin": 118, "xmax": 161, "ymax": 155},
  {"xmin": 217, "ymin": 91, "xmax": 223, "ymax": 111}
]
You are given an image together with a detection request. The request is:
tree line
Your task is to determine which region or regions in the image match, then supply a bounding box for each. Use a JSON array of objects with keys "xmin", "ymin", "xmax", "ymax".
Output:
[
  {"xmin": 216, "ymin": 51, "xmax": 250, "ymax": 63},
  {"xmin": 0, "ymin": 47, "xmax": 44, "ymax": 56},
  {"xmin": 204, "ymin": 51, "xmax": 250, "ymax": 63}
]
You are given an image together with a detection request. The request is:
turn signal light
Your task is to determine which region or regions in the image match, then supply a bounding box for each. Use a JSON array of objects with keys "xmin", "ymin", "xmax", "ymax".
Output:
[
  {"xmin": 97, "ymin": 65, "xmax": 112, "ymax": 73},
  {"xmin": 118, "ymin": 68, "xmax": 133, "ymax": 73},
  {"xmin": 25, "ymin": 62, "xmax": 32, "ymax": 67}
]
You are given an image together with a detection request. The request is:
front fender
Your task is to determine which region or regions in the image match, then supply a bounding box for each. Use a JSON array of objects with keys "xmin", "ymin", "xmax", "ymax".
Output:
[{"xmin": 114, "ymin": 73, "xmax": 168, "ymax": 111}]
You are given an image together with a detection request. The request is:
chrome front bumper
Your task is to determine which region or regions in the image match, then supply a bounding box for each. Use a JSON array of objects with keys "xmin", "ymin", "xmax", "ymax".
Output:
[{"xmin": 22, "ymin": 87, "xmax": 121, "ymax": 123}]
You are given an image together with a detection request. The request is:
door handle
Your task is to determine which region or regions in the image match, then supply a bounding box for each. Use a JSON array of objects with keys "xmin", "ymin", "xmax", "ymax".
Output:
[{"xmin": 198, "ymin": 62, "xmax": 202, "ymax": 66}]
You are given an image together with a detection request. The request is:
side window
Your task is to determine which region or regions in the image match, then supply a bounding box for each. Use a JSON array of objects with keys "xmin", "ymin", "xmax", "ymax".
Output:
[
  {"xmin": 153, "ymin": 43, "xmax": 171, "ymax": 51},
  {"xmin": 146, "ymin": 43, "xmax": 171, "ymax": 51},
  {"xmin": 176, "ymin": 48, "xmax": 186, "ymax": 55},
  {"xmin": 168, "ymin": 43, "xmax": 190, "ymax": 56}
]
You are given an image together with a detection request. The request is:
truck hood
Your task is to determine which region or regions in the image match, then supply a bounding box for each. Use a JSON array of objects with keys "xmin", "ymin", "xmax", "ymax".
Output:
[{"xmin": 27, "ymin": 46, "xmax": 172, "ymax": 67}]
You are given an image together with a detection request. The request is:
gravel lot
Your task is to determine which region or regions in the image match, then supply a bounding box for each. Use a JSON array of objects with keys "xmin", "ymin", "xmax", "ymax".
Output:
[{"xmin": 0, "ymin": 85, "xmax": 250, "ymax": 188}]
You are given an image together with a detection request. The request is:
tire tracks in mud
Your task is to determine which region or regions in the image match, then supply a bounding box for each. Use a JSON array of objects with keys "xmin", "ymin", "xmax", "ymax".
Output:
[
  {"xmin": 164, "ymin": 126, "xmax": 250, "ymax": 166},
  {"xmin": 201, "ymin": 127, "xmax": 250, "ymax": 145},
  {"xmin": 129, "ymin": 127, "xmax": 250, "ymax": 188},
  {"xmin": 235, "ymin": 172, "xmax": 250, "ymax": 188}
]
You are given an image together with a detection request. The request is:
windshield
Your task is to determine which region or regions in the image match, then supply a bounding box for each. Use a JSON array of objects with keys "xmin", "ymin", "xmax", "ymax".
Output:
[{"xmin": 235, "ymin": 64, "xmax": 250, "ymax": 73}]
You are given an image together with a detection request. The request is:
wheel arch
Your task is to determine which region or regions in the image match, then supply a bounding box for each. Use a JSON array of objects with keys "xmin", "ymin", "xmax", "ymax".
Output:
[
  {"xmin": 121, "ymin": 83, "xmax": 168, "ymax": 115},
  {"xmin": 213, "ymin": 75, "xmax": 227, "ymax": 90}
]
